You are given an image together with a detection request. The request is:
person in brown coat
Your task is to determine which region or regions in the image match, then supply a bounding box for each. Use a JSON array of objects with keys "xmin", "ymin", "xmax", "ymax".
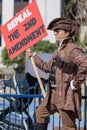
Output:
[{"xmin": 26, "ymin": 18, "xmax": 87, "ymax": 130}]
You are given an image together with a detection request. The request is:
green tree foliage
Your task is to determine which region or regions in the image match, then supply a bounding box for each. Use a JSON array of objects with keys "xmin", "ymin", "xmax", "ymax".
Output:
[
  {"xmin": 31, "ymin": 40, "xmax": 57, "ymax": 53},
  {"xmin": 64, "ymin": 0, "xmax": 87, "ymax": 30},
  {"xmin": 64, "ymin": 0, "xmax": 77, "ymax": 19},
  {"xmin": 77, "ymin": 36, "xmax": 87, "ymax": 52},
  {"xmin": 1, "ymin": 47, "xmax": 25, "ymax": 73},
  {"xmin": 1, "ymin": 40, "xmax": 57, "ymax": 72},
  {"xmin": 64, "ymin": 0, "xmax": 87, "ymax": 49}
]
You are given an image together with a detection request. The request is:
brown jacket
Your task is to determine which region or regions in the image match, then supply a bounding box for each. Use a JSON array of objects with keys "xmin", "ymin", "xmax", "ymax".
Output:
[{"xmin": 33, "ymin": 38, "xmax": 87, "ymax": 120}]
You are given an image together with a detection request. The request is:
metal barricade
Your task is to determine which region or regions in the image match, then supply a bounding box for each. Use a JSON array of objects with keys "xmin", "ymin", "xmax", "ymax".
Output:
[
  {"xmin": 0, "ymin": 77, "xmax": 87, "ymax": 130},
  {"xmin": 0, "ymin": 76, "xmax": 44, "ymax": 130}
]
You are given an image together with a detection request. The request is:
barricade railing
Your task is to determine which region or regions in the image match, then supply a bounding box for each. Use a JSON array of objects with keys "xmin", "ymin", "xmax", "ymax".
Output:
[{"xmin": 0, "ymin": 78, "xmax": 87, "ymax": 130}]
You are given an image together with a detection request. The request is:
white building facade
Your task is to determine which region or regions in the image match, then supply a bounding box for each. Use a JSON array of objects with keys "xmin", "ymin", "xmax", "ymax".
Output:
[{"xmin": 0, "ymin": 0, "xmax": 62, "ymax": 68}]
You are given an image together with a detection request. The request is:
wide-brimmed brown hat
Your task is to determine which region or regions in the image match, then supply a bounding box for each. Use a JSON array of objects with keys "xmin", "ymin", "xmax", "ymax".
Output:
[{"xmin": 47, "ymin": 18, "xmax": 79, "ymax": 35}]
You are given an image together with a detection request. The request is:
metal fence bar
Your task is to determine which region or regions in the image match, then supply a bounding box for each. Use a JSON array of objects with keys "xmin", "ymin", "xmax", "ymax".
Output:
[
  {"xmin": 83, "ymin": 82, "xmax": 87, "ymax": 130},
  {"xmin": 0, "ymin": 79, "xmax": 87, "ymax": 130}
]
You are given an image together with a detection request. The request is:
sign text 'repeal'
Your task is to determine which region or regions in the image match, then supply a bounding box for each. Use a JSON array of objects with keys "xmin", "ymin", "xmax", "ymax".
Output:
[
  {"xmin": 1, "ymin": 1, "xmax": 48, "ymax": 60},
  {"xmin": 7, "ymin": 9, "xmax": 32, "ymax": 31}
]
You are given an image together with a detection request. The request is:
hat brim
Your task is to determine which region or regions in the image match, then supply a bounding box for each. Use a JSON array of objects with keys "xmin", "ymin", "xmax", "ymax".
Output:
[{"xmin": 47, "ymin": 18, "xmax": 65, "ymax": 30}]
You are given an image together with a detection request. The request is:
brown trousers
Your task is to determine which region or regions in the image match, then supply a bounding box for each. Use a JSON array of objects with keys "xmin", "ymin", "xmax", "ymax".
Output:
[{"xmin": 36, "ymin": 90, "xmax": 77, "ymax": 130}]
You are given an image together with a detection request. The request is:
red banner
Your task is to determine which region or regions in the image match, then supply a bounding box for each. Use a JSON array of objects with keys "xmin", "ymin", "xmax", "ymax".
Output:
[{"xmin": 1, "ymin": 1, "xmax": 48, "ymax": 60}]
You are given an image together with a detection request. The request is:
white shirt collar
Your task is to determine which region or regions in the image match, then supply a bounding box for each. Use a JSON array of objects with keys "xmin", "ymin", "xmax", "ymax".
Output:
[{"xmin": 57, "ymin": 39, "xmax": 64, "ymax": 51}]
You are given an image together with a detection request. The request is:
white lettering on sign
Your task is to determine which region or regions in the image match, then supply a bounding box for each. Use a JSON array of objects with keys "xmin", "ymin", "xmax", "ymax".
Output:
[{"xmin": 7, "ymin": 9, "xmax": 32, "ymax": 31}]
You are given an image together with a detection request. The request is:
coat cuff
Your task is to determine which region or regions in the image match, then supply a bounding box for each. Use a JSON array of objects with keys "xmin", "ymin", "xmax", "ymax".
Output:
[
  {"xmin": 70, "ymin": 80, "xmax": 77, "ymax": 90},
  {"xmin": 33, "ymin": 52, "xmax": 37, "ymax": 56}
]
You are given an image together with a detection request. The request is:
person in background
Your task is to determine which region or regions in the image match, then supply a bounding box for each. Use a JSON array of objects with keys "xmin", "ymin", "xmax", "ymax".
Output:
[{"xmin": 26, "ymin": 18, "xmax": 87, "ymax": 130}]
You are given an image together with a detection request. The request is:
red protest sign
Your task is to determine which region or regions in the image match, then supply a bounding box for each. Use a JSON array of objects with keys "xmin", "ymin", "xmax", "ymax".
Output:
[{"xmin": 1, "ymin": 1, "xmax": 48, "ymax": 60}]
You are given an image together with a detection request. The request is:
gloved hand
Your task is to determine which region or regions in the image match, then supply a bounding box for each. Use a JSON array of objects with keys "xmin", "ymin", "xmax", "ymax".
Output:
[
  {"xmin": 26, "ymin": 48, "xmax": 37, "ymax": 58},
  {"xmin": 26, "ymin": 48, "xmax": 33, "ymax": 58},
  {"xmin": 70, "ymin": 80, "xmax": 77, "ymax": 90}
]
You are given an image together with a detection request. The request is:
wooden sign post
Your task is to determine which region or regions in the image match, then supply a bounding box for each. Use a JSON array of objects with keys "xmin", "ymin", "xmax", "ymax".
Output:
[{"xmin": 30, "ymin": 57, "xmax": 46, "ymax": 97}]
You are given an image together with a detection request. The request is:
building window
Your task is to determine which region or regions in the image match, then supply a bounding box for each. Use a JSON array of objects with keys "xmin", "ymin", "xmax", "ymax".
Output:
[
  {"xmin": 0, "ymin": 14, "xmax": 2, "ymax": 25},
  {"xmin": 15, "ymin": 0, "xmax": 29, "ymax": 1},
  {"xmin": 22, "ymin": 0, "xmax": 29, "ymax": 1},
  {"xmin": 15, "ymin": 0, "xmax": 20, "ymax": 1},
  {"xmin": 0, "ymin": 36, "xmax": 1, "ymax": 46}
]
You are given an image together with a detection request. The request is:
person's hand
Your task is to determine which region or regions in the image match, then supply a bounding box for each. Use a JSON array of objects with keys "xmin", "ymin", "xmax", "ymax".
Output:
[
  {"xmin": 70, "ymin": 80, "xmax": 77, "ymax": 90},
  {"xmin": 26, "ymin": 48, "xmax": 33, "ymax": 58},
  {"xmin": 26, "ymin": 48, "xmax": 37, "ymax": 58}
]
